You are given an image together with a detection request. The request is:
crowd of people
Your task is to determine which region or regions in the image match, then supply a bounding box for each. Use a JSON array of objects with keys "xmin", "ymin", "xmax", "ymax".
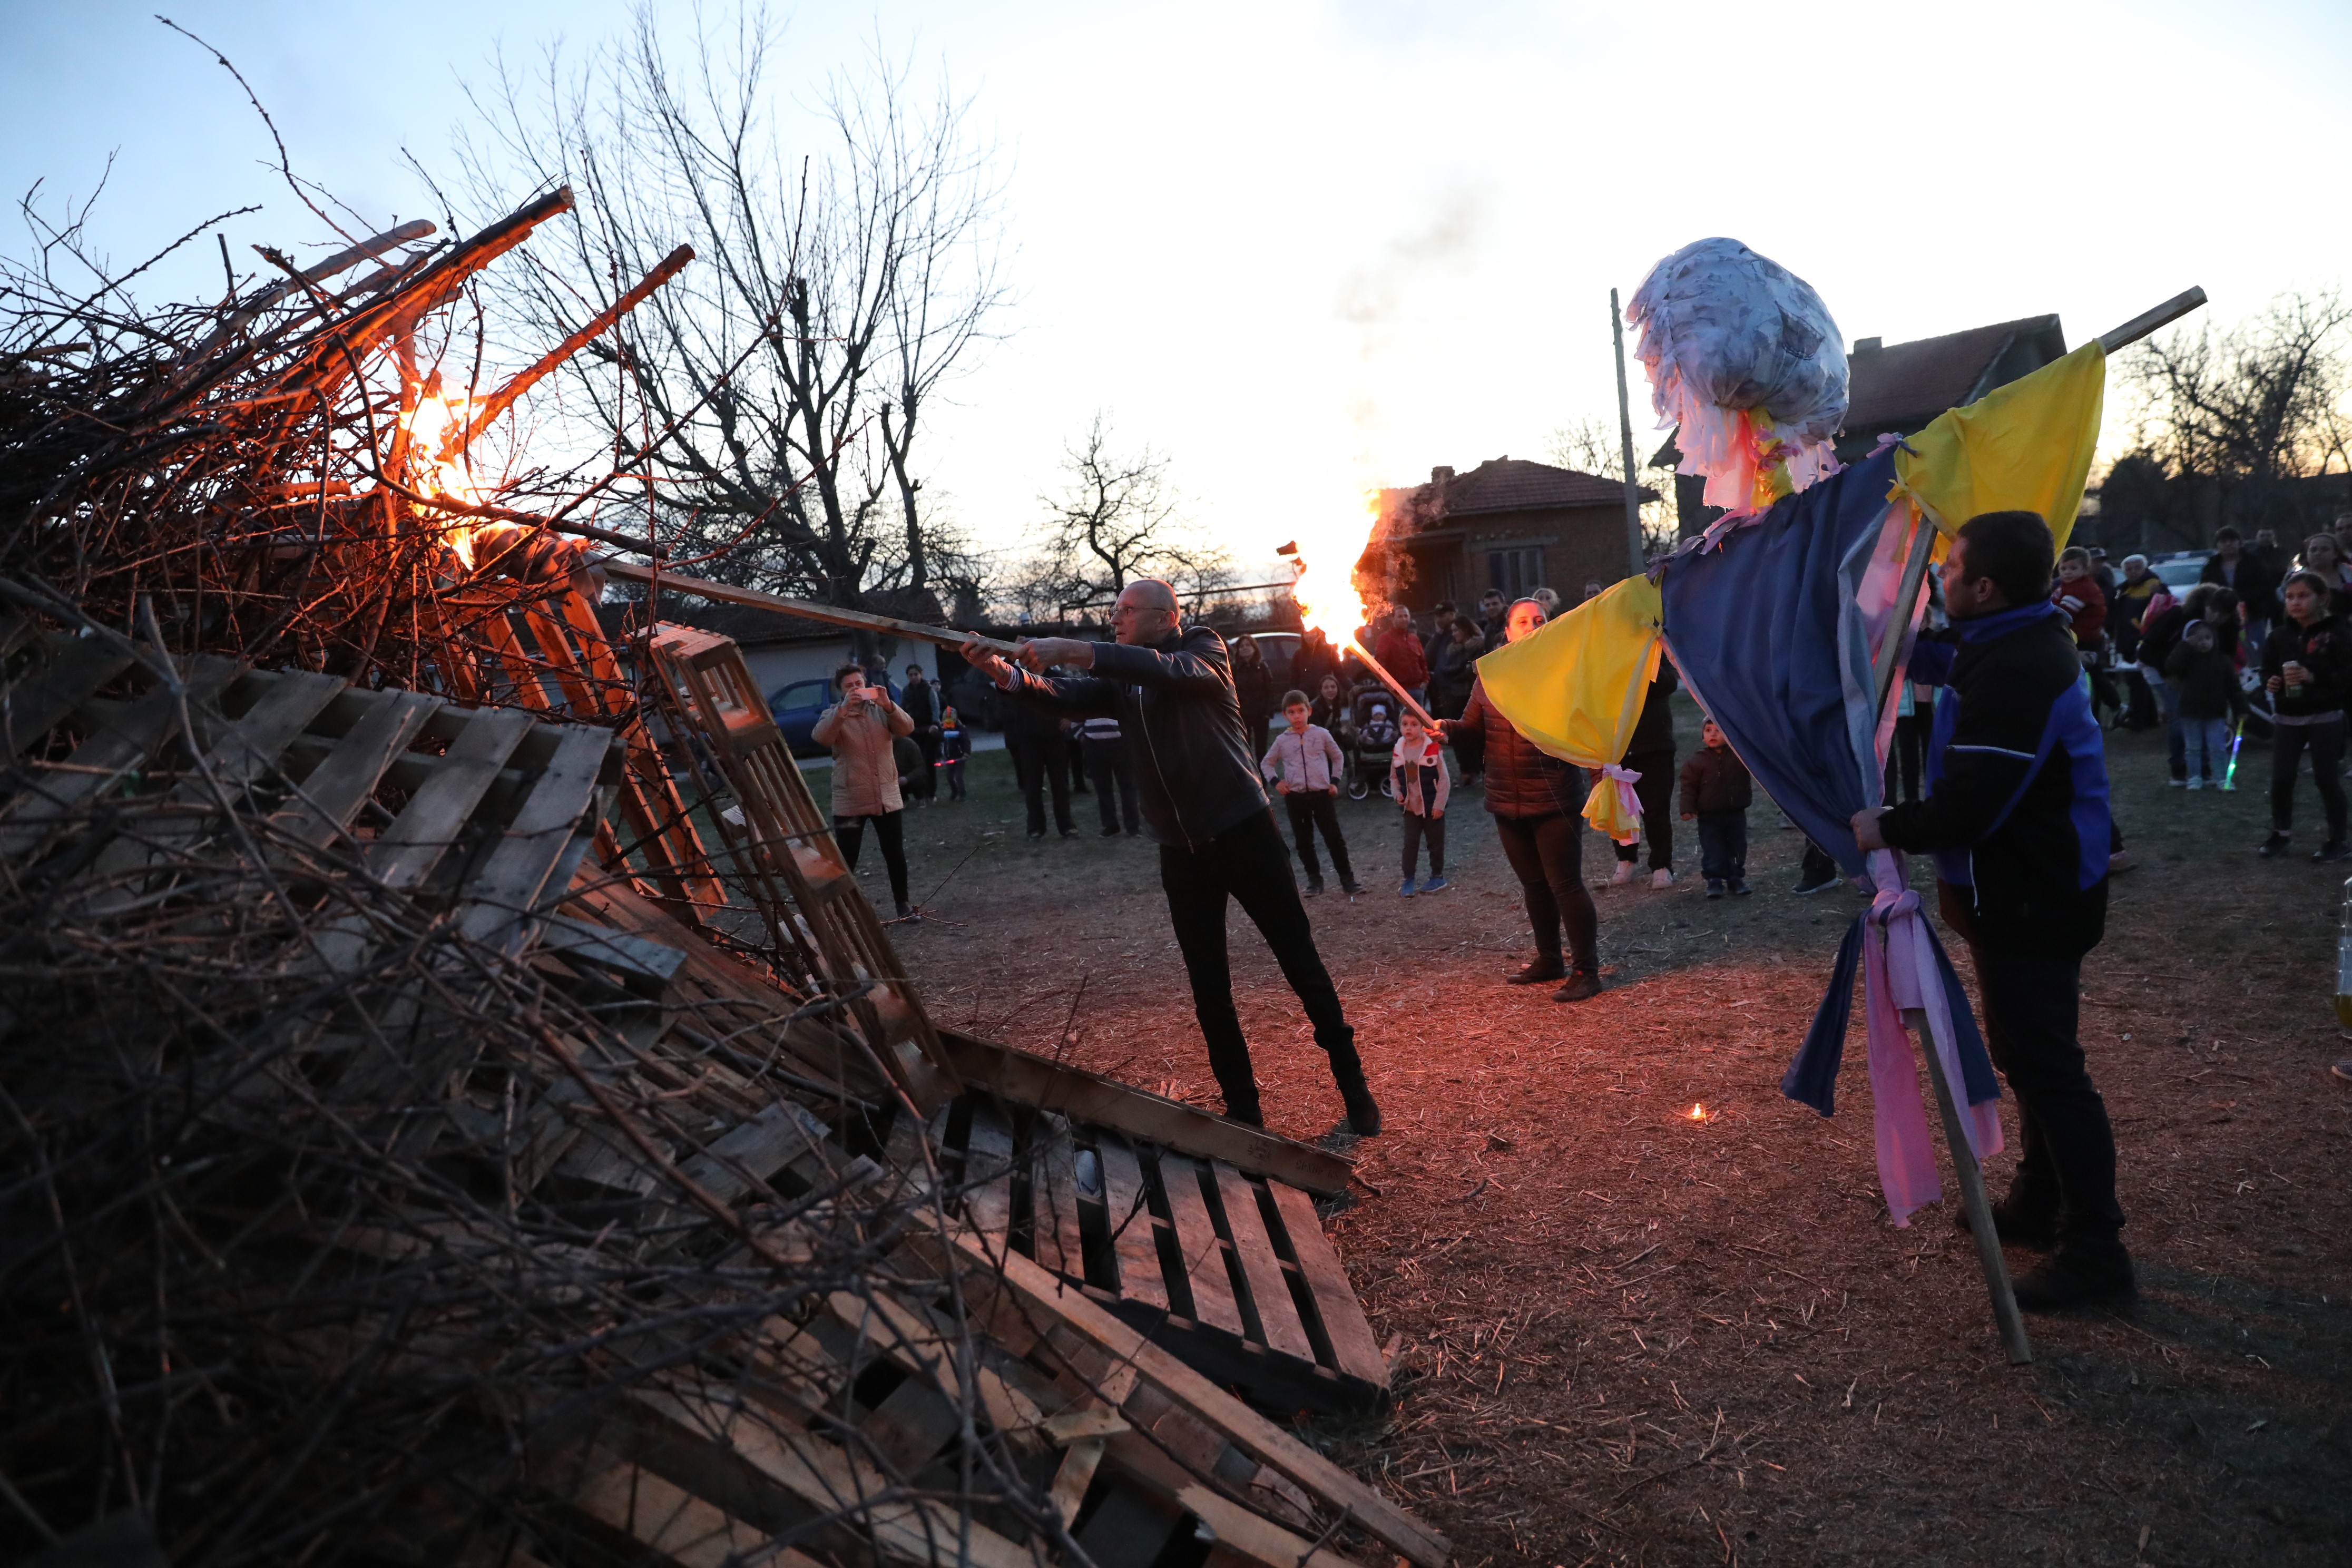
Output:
[{"xmin": 801, "ymin": 512, "xmax": 2349, "ymax": 1305}]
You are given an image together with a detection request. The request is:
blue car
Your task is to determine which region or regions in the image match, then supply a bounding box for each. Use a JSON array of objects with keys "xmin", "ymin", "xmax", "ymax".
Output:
[{"xmin": 769, "ymin": 674, "xmax": 896, "ymax": 759}]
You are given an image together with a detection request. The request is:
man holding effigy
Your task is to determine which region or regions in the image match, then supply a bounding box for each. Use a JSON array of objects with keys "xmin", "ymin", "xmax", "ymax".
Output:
[
  {"xmin": 1853, "ymin": 510, "xmax": 2129, "ymax": 1310},
  {"xmin": 961, "ymin": 581, "xmax": 1381, "ymax": 1136}
]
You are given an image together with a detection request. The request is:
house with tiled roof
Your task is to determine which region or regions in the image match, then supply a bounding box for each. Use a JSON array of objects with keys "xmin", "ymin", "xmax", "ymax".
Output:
[
  {"xmin": 1653, "ymin": 313, "xmax": 2072, "ymax": 536},
  {"xmin": 1368, "ymin": 457, "xmax": 1654, "ymax": 611}
]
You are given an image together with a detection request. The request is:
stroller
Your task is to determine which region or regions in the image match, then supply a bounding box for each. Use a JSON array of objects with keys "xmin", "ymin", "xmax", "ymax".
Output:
[{"xmin": 1345, "ymin": 689, "xmax": 1399, "ymax": 800}]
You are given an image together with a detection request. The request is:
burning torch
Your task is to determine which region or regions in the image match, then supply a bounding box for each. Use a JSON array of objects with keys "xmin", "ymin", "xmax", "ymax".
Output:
[{"xmin": 1275, "ymin": 541, "xmax": 1438, "ymax": 731}]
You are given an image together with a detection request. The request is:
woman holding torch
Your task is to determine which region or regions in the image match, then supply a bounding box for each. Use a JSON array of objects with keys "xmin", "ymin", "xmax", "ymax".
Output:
[{"xmin": 1437, "ymin": 597, "xmax": 1603, "ymax": 1002}]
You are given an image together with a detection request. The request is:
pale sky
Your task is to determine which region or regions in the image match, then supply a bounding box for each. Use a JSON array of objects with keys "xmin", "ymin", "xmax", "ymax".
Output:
[{"xmin": 6, "ymin": 0, "xmax": 2349, "ymax": 579}]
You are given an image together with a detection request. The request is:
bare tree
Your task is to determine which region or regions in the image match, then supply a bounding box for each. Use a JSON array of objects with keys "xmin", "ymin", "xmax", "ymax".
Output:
[
  {"xmin": 1546, "ymin": 415, "xmax": 1677, "ymax": 554},
  {"xmin": 2105, "ymin": 291, "xmax": 2352, "ymax": 548},
  {"xmin": 1038, "ymin": 411, "xmax": 1230, "ymax": 608},
  {"xmin": 457, "ymin": 4, "xmax": 1007, "ymax": 610}
]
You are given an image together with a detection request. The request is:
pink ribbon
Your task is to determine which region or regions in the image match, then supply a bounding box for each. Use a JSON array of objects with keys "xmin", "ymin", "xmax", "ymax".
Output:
[
  {"xmin": 1859, "ymin": 849, "xmax": 2003, "ymax": 1226},
  {"xmin": 1600, "ymin": 762, "xmax": 1643, "ymax": 825}
]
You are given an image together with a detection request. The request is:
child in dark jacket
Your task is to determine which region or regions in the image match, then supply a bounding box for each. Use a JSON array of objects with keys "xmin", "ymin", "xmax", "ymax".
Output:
[
  {"xmin": 937, "ymin": 706, "xmax": 970, "ymax": 800},
  {"xmin": 1678, "ymin": 718, "xmax": 1753, "ymax": 897},
  {"xmin": 2163, "ymin": 621, "xmax": 2246, "ymax": 788}
]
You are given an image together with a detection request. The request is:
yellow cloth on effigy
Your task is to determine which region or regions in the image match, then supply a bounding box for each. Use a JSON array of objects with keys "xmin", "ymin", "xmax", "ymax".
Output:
[
  {"xmin": 1473, "ymin": 574, "xmax": 1664, "ymax": 841},
  {"xmin": 1892, "ymin": 340, "xmax": 2105, "ymax": 550}
]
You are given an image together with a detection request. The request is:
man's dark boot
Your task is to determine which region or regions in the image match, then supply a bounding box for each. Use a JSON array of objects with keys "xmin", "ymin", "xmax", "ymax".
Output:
[
  {"xmin": 1508, "ymin": 957, "xmax": 1566, "ymax": 985},
  {"xmin": 1953, "ymin": 1191, "xmax": 2060, "ymax": 1248},
  {"xmin": 1220, "ymin": 1093, "xmax": 1264, "ymax": 1129},
  {"xmin": 1334, "ymin": 1069, "xmax": 1383, "ymax": 1136},
  {"xmin": 2012, "ymin": 1236, "xmax": 2134, "ymax": 1311}
]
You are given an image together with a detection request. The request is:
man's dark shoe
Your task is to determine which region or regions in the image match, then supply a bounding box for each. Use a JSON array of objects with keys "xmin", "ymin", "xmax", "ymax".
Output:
[
  {"xmin": 1730, "ymin": 878, "xmax": 1752, "ymax": 896},
  {"xmin": 2258, "ymin": 832, "xmax": 2292, "ymax": 857},
  {"xmin": 1100, "ymin": 825, "xmax": 1122, "ymax": 837},
  {"xmin": 2012, "ymin": 1240, "xmax": 2135, "ymax": 1312},
  {"xmin": 1340, "ymin": 879, "xmax": 1364, "ymax": 897},
  {"xmin": 1508, "ymin": 959, "xmax": 1567, "ymax": 985},
  {"xmin": 1338, "ymin": 1081, "xmax": 1383, "ymax": 1136},
  {"xmin": 1027, "ymin": 829, "xmax": 1045, "ymax": 841},
  {"xmin": 1552, "ymin": 970, "xmax": 1602, "ymax": 1003},
  {"xmin": 894, "ymin": 901, "xmax": 920, "ymax": 925},
  {"xmin": 1792, "ymin": 873, "xmax": 1839, "ymax": 895},
  {"xmin": 1059, "ymin": 828, "xmax": 1077, "ymax": 838},
  {"xmin": 1705, "ymin": 879, "xmax": 1725, "ymax": 899},
  {"xmin": 1954, "ymin": 1197, "xmax": 2059, "ymax": 1249},
  {"xmin": 1304, "ymin": 878, "xmax": 1325, "ymax": 897},
  {"xmin": 1222, "ymin": 1098, "xmax": 1265, "ymax": 1129},
  {"xmin": 2315, "ymin": 841, "xmax": 2352, "ymax": 863}
]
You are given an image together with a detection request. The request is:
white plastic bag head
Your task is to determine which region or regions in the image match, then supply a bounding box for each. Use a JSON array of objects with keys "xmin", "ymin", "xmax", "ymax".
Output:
[{"xmin": 1628, "ymin": 237, "xmax": 1848, "ymax": 513}]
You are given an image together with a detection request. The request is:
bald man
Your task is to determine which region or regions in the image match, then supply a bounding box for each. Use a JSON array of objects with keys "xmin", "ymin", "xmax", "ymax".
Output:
[{"xmin": 964, "ymin": 582, "xmax": 1380, "ymax": 1134}]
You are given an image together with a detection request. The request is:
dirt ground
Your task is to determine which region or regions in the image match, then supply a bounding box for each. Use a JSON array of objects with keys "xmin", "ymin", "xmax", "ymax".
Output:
[{"xmin": 822, "ymin": 701, "xmax": 2352, "ymax": 1567}]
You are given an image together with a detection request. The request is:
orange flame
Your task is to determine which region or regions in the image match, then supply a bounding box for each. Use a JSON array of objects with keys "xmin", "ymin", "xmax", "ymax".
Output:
[
  {"xmin": 398, "ymin": 389, "xmax": 488, "ymax": 567},
  {"xmin": 1685, "ymin": 1103, "xmax": 1709, "ymax": 1121},
  {"xmin": 1285, "ymin": 492, "xmax": 1386, "ymax": 647}
]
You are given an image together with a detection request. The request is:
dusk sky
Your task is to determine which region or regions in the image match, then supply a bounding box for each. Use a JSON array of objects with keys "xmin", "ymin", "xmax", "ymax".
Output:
[{"xmin": 6, "ymin": 0, "xmax": 2348, "ymax": 577}]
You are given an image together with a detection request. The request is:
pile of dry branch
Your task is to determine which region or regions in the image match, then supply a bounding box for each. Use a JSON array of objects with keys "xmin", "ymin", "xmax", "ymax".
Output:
[{"xmin": 0, "ymin": 191, "xmax": 1442, "ymax": 1568}]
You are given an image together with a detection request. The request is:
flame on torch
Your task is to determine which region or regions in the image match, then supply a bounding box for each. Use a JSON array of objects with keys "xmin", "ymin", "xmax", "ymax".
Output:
[{"xmin": 1278, "ymin": 494, "xmax": 1436, "ymax": 729}]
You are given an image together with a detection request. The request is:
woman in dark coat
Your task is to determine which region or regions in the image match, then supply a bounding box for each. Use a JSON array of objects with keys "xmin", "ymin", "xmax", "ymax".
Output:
[
  {"xmin": 1438, "ymin": 597, "xmax": 1602, "ymax": 1001},
  {"xmin": 1230, "ymin": 633, "xmax": 1278, "ymax": 755}
]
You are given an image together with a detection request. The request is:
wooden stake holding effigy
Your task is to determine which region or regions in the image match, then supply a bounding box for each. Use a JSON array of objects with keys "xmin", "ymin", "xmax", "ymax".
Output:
[{"xmin": 1868, "ymin": 286, "xmax": 2207, "ymax": 1365}]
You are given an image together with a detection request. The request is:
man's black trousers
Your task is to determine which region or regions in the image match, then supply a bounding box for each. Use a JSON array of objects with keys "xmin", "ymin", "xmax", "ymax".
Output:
[
  {"xmin": 1969, "ymin": 941, "xmax": 2125, "ymax": 1244},
  {"xmin": 1282, "ymin": 789, "xmax": 1356, "ymax": 887},
  {"xmin": 1007, "ymin": 734, "xmax": 1073, "ymax": 836},
  {"xmin": 1084, "ymin": 738, "xmax": 1140, "ymax": 834},
  {"xmin": 1160, "ymin": 808, "xmax": 1361, "ymax": 1122},
  {"xmin": 912, "ymin": 731, "xmax": 940, "ymax": 799},
  {"xmin": 1611, "ymin": 746, "xmax": 1675, "ymax": 870}
]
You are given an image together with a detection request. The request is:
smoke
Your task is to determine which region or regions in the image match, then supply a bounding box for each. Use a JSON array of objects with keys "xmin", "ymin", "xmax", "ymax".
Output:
[{"xmin": 1338, "ymin": 183, "xmax": 1486, "ymax": 472}]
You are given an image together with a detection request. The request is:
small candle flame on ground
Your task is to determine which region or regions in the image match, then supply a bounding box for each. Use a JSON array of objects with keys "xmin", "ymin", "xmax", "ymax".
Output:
[{"xmin": 1686, "ymin": 1103, "xmax": 1710, "ymax": 1122}]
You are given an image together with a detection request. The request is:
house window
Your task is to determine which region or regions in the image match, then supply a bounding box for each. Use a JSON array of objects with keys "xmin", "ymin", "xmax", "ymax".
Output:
[{"xmin": 1487, "ymin": 547, "xmax": 1543, "ymax": 599}]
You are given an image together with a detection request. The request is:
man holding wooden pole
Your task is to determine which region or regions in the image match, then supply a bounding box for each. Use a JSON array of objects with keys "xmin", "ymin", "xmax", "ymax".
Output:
[
  {"xmin": 961, "ymin": 581, "xmax": 1381, "ymax": 1136},
  {"xmin": 1853, "ymin": 511, "xmax": 2130, "ymax": 1310}
]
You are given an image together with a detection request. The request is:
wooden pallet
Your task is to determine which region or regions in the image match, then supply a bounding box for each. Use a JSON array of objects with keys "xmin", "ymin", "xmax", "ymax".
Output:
[{"xmin": 910, "ymin": 1089, "xmax": 1389, "ymax": 1416}]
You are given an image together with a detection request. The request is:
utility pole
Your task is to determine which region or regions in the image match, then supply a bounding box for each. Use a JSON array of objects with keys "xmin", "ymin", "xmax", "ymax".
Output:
[{"xmin": 1611, "ymin": 288, "xmax": 1646, "ymax": 577}]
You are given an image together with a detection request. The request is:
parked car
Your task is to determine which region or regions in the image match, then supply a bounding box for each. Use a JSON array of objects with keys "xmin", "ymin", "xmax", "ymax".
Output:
[
  {"xmin": 2147, "ymin": 551, "xmax": 2207, "ymax": 592},
  {"xmin": 769, "ymin": 674, "xmax": 897, "ymax": 759}
]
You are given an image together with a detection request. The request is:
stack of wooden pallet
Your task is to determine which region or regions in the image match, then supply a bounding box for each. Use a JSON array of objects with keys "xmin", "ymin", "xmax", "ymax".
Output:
[{"xmin": 0, "ymin": 616, "xmax": 1445, "ymax": 1567}]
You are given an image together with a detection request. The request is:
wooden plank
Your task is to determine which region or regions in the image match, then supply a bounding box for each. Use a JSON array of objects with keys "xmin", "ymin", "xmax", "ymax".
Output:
[
  {"xmin": 856, "ymin": 1373, "xmax": 962, "ymax": 1475},
  {"xmin": 1034, "ymin": 1117, "xmax": 1090, "ymax": 1286},
  {"xmin": 367, "ymin": 706, "xmax": 535, "ymax": 890},
  {"xmin": 1094, "ymin": 1134, "xmax": 1170, "ymax": 1313},
  {"xmin": 455, "ymin": 722, "xmax": 613, "ymax": 949},
  {"xmin": 917, "ymin": 1231, "xmax": 1452, "ymax": 1568},
  {"xmin": 1049, "ymin": 1437, "xmax": 1106, "ymax": 1527},
  {"xmin": 173, "ymin": 670, "xmax": 346, "ymax": 798},
  {"xmin": 626, "ymin": 1385, "xmax": 1038, "ymax": 1568},
  {"xmin": 0, "ymin": 634, "xmax": 133, "ymax": 757},
  {"xmin": 939, "ymin": 1030, "xmax": 1353, "ymax": 1197},
  {"xmin": 822, "ymin": 1288, "xmax": 1041, "ymax": 1442},
  {"xmin": 1154, "ymin": 1152, "xmax": 1244, "ymax": 1338},
  {"xmin": 0, "ymin": 660, "xmax": 241, "ymax": 857},
  {"xmin": 1212, "ymin": 1166, "xmax": 1314, "ymax": 1362},
  {"xmin": 960, "ymin": 1099, "xmax": 1016, "ymax": 1240},
  {"xmin": 1267, "ymin": 1182, "xmax": 1388, "ymax": 1390},
  {"xmin": 275, "ymin": 688, "xmax": 439, "ymax": 846},
  {"xmin": 569, "ymin": 1448, "xmax": 825, "ymax": 1568}
]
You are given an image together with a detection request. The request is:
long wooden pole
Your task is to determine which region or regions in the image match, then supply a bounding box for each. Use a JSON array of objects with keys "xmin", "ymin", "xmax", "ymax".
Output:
[
  {"xmin": 603, "ymin": 561, "xmax": 1020, "ymax": 655},
  {"xmin": 1611, "ymin": 288, "xmax": 1647, "ymax": 577},
  {"xmin": 1909, "ymin": 1005, "xmax": 2034, "ymax": 1363},
  {"xmin": 1347, "ymin": 634, "xmax": 1438, "ymax": 731},
  {"xmin": 1860, "ymin": 286, "xmax": 2204, "ymax": 1363}
]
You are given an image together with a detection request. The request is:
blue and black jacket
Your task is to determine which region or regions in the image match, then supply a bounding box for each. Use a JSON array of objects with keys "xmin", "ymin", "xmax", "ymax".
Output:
[{"xmin": 1881, "ymin": 600, "xmax": 2111, "ymax": 958}]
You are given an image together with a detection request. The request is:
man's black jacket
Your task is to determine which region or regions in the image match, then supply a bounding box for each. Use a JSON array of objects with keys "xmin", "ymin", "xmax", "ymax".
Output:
[
  {"xmin": 998, "ymin": 626, "xmax": 1268, "ymax": 848},
  {"xmin": 1881, "ymin": 601, "xmax": 2112, "ymax": 958}
]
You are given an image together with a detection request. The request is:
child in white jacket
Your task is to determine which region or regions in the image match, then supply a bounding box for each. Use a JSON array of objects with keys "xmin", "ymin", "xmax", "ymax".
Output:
[{"xmin": 1390, "ymin": 709, "xmax": 1451, "ymax": 895}]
